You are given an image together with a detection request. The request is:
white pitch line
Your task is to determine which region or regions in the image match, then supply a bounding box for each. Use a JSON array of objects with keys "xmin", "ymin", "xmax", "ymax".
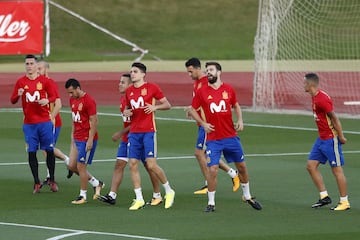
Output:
[
  {"xmin": 47, "ymin": 231, "xmax": 87, "ymax": 240},
  {"xmin": 0, "ymin": 222, "xmax": 169, "ymax": 240}
]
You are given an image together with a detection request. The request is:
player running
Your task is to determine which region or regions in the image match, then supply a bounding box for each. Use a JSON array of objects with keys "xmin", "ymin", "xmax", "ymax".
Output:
[
  {"xmin": 304, "ymin": 73, "xmax": 350, "ymax": 211},
  {"xmin": 185, "ymin": 57, "xmax": 240, "ymax": 194},
  {"xmin": 37, "ymin": 60, "xmax": 71, "ymax": 185},
  {"xmin": 98, "ymin": 73, "xmax": 162, "ymax": 206},
  {"xmin": 10, "ymin": 55, "xmax": 58, "ymax": 193},
  {"xmin": 123, "ymin": 62, "xmax": 175, "ymax": 210},
  {"xmin": 188, "ymin": 62, "xmax": 262, "ymax": 212},
  {"xmin": 65, "ymin": 78, "xmax": 104, "ymax": 204}
]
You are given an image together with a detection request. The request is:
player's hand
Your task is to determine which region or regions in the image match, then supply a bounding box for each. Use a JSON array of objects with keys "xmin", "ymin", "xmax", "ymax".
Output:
[
  {"xmin": 234, "ymin": 120, "xmax": 244, "ymax": 131},
  {"xmin": 339, "ymin": 136, "xmax": 347, "ymax": 144},
  {"xmin": 123, "ymin": 109, "xmax": 133, "ymax": 117},
  {"xmin": 38, "ymin": 98, "xmax": 49, "ymax": 106},
  {"xmin": 202, "ymin": 122, "xmax": 215, "ymax": 133},
  {"xmin": 86, "ymin": 140, "xmax": 93, "ymax": 152},
  {"xmin": 143, "ymin": 103, "xmax": 156, "ymax": 114},
  {"xmin": 112, "ymin": 131, "xmax": 122, "ymax": 142},
  {"xmin": 18, "ymin": 88, "xmax": 24, "ymax": 96},
  {"xmin": 184, "ymin": 106, "xmax": 193, "ymax": 119}
]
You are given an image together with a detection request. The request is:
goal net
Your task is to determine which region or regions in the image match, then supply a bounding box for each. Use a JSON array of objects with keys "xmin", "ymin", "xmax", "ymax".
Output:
[{"xmin": 253, "ymin": 0, "xmax": 360, "ymax": 115}]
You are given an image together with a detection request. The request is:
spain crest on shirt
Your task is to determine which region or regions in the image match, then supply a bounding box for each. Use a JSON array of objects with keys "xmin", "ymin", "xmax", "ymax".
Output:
[
  {"xmin": 222, "ymin": 91, "xmax": 228, "ymax": 99},
  {"xmin": 78, "ymin": 103, "xmax": 83, "ymax": 111},
  {"xmin": 141, "ymin": 88, "xmax": 147, "ymax": 96},
  {"xmin": 36, "ymin": 82, "xmax": 43, "ymax": 90}
]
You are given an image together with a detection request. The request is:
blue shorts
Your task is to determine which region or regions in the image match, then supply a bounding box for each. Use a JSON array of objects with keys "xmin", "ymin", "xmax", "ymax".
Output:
[
  {"xmin": 128, "ymin": 132, "xmax": 156, "ymax": 160},
  {"xmin": 53, "ymin": 127, "xmax": 61, "ymax": 145},
  {"xmin": 195, "ymin": 126, "xmax": 206, "ymax": 150},
  {"xmin": 23, "ymin": 121, "xmax": 54, "ymax": 152},
  {"xmin": 308, "ymin": 137, "xmax": 344, "ymax": 167},
  {"xmin": 74, "ymin": 140, "xmax": 98, "ymax": 164},
  {"xmin": 116, "ymin": 141, "xmax": 146, "ymax": 163},
  {"xmin": 205, "ymin": 137, "xmax": 245, "ymax": 167}
]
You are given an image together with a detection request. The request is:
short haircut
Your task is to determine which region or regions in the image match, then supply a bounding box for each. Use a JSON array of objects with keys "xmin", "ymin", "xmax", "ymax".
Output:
[
  {"xmin": 25, "ymin": 54, "xmax": 37, "ymax": 61},
  {"xmin": 205, "ymin": 61, "xmax": 222, "ymax": 71},
  {"xmin": 132, "ymin": 62, "xmax": 146, "ymax": 73},
  {"xmin": 38, "ymin": 60, "xmax": 50, "ymax": 69},
  {"xmin": 304, "ymin": 73, "xmax": 319, "ymax": 84},
  {"xmin": 122, "ymin": 73, "xmax": 131, "ymax": 78},
  {"xmin": 65, "ymin": 78, "xmax": 81, "ymax": 89},
  {"xmin": 185, "ymin": 57, "xmax": 201, "ymax": 68}
]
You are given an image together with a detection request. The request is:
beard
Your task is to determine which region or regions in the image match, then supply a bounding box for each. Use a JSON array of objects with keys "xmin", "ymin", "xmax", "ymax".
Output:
[{"xmin": 208, "ymin": 74, "xmax": 218, "ymax": 84}]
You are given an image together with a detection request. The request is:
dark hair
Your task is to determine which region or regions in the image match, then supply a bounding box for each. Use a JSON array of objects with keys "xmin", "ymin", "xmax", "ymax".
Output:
[
  {"xmin": 122, "ymin": 73, "xmax": 131, "ymax": 78},
  {"xmin": 65, "ymin": 78, "xmax": 81, "ymax": 89},
  {"xmin": 304, "ymin": 73, "xmax": 319, "ymax": 84},
  {"xmin": 131, "ymin": 62, "xmax": 146, "ymax": 73},
  {"xmin": 185, "ymin": 57, "xmax": 201, "ymax": 68},
  {"xmin": 25, "ymin": 54, "xmax": 37, "ymax": 61},
  {"xmin": 205, "ymin": 61, "xmax": 222, "ymax": 71}
]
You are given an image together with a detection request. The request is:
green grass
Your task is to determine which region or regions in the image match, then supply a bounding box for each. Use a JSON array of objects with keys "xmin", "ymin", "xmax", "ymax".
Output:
[
  {"xmin": 0, "ymin": 0, "xmax": 259, "ymax": 62},
  {"xmin": 1, "ymin": 108, "xmax": 360, "ymax": 239}
]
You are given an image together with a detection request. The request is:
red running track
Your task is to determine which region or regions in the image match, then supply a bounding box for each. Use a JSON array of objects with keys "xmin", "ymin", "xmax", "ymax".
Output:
[{"xmin": 0, "ymin": 72, "xmax": 254, "ymax": 108}]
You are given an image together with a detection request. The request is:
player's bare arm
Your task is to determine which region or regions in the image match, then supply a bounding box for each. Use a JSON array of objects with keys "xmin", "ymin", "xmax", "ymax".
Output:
[
  {"xmin": 233, "ymin": 102, "xmax": 244, "ymax": 132},
  {"xmin": 327, "ymin": 111, "xmax": 347, "ymax": 144},
  {"xmin": 188, "ymin": 107, "xmax": 214, "ymax": 133},
  {"xmin": 123, "ymin": 108, "xmax": 133, "ymax": 118},
  {"xmin": 50, "ymin": 98, "xmax": 62, "ymax": 120},
  {"xmin": 112, "ymin": 125, "xmax": 131, "ymax": 142},
  {"xmin": 87, "ymin": 114, "xmax": 98, "ymax": 151},
  {"xmin": 143, "ymin": 97, "xmax": 171, "ymax": 114}
]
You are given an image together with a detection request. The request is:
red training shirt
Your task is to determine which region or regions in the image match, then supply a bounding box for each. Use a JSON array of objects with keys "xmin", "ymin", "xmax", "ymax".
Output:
[
  {"xmin": 10, "ymin": 75, "xmax": 56, "ymax": 124},
  {"xmin": 192, "ymin": 82, "xmax": 238, "ymax": 141},
  {"xmin": 70, "ymin": 93, "xmax": 98, "ymax": 141},
  {"xmin": 312, "ymin": 90, "xmax": 336, "ymax": 140},
  {"xmin": 193, "ymin": 75, "xmax": 208, "ymax": 125},
  {"xmin": 125, "ymin": 82, "xmax": 165, "ymax": 133}
]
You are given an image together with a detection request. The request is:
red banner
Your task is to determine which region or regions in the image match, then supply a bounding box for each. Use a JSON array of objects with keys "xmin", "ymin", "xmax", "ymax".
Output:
[{"xmin": 0, "ymin": 0, "xmax": 44, "ymax": 55}]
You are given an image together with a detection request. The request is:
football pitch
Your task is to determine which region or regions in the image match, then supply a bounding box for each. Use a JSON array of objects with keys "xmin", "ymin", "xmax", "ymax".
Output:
[{"xmin": 0, "ymin": 107, "xmax": 360, "ymax": 240}]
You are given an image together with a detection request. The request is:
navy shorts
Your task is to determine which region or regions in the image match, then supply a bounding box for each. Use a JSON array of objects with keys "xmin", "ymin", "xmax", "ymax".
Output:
[
  {"xmin": 23, "ymin": 121, "xmax": 54, "ymax": 152},
  {"xmin": 205, "ymin": 136, "xmax": 245, "ymax": 167},
  {"xmin": 308, "ymin": 137, "xmax": 344, "ymax": 167}
]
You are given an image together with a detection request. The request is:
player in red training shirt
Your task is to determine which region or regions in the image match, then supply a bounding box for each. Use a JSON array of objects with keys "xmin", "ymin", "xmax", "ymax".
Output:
[
  {"xmin": 123, "ymin": 62, "xmax": 175, "ymax": 210},
  {"xmin": 304, "ymin": 73, "xmax": 350, "ymax": 211},
  {"xmin": 10, "ymin": 55, "xmax": 58, "ymax": 194},
  {"xmin": 189, "ymin": 62, "xmax": 262, "ymax": 212},
  {"xmin": 98, "ymin": 73, "xmax": 161, "ymax": 206},
  {"xmin": 37, "ymin": 60, "xmax": 71, "ymax": 184},
  {"xmin": 185, "ymin": 57, "xmax": 240, "ymax": 194},
  {"xmin": 65, "ymin": 78, "xmax": 104, "ymax": 204}
]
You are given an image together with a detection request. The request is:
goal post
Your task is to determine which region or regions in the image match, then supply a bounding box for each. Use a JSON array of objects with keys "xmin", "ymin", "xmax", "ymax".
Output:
[{"xmin": 253, "ymin": 0, "xmax": 360, "ymax": 115}]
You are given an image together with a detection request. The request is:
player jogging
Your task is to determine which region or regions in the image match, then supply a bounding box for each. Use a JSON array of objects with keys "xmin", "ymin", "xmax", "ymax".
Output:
[
  {"xmin": 37, "ymin": 60, "xmax": 71, "ymax": 184},
  {"xmin": 304, "ymin": 73, "xmax": 350, "ymax": 211},
  {"xmin": 10, "ymin": 55, "xmax": 58, "ymax": 193},
  {"xmin": 65, "ymin": 78, "xmax": 104, "ymax": 204},
  {"xmin": 185, "ymin": 57, "xmax": 240, "ymax": 194},
  {"xmin": 123, "ymin": 62, "xmax": 175, "ymax": 210},
  {"xmin": 189, "ymin": 62, "xmax": 262, "ymax": 212},
  {"xmin": 98, "ymin": 73, "xmax": 162, "ymax": 206}
]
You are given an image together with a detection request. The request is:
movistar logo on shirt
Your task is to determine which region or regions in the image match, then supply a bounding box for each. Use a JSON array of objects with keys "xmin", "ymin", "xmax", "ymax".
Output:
[
  {"xmin": 72, "ymin": 111, "xmax": 81, "ymax": 123},
  {"xmin": 25, "ymin": 91, "xmax": 40, "ymax": 102},
  {"xmin": 210, "ymin": 100, "xmax": 227, "ymax": 113},
  {"xmin": 130, "ymin": 97, "xmax": 145, "ymax": 109}
]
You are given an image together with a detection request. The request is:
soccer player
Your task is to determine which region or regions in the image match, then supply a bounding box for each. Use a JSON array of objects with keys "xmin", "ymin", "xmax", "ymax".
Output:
[
  {"xmin": 185, "ymin": 57, "xmax": 240, "ymax": 194},
  {"xmin": 37, "ymin": 60, "xmax": 71, "ymax": 184},
  {"xmin": 10, "ymin": 54, "xmax": 58, "ymax": 193},
  {"xmin": 304, "ymin": 73, "xmax": 350, "ymax": 211},
  {"xmin": 123, "ymin": 62, "xmax": 175, "ymax": 210},
  {"xmin": 98, "ymin": 73, "xmax": 162, "ymax": 206},
  {"xmin": 188, "ymin": 62, "xmax": 262, "ymax": 212},
  {"xmin": 65, "ymin": 78, "xmax": 104, "ymax": 204}
]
